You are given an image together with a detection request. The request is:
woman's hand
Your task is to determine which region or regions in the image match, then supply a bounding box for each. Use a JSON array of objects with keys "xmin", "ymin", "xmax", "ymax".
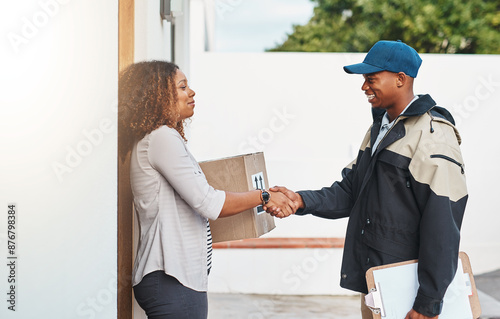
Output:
[
  {"xmin": 264, "ymin": 190, "xmax": 295, "ymax": 218},
  {"xmin": 264, "ymin": 186, "xmax": 303, "ymax": 218}
]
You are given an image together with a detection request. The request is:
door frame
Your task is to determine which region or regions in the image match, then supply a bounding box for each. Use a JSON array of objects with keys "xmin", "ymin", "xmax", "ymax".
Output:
[{"xmin": 118, "ymin": 0, "xmax": 134, "ymax": 318}]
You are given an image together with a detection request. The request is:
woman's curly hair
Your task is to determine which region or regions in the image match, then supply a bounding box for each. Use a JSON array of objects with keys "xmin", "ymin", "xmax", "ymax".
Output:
[{"xmin": 119, "ymin": 61, "xmax": 186, "ymax": 161}]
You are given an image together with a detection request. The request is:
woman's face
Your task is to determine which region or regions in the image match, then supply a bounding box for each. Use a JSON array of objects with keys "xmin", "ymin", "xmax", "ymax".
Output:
[{"xmin": 174, "ymin": 69, "xmax": 196, "ymax": 120}]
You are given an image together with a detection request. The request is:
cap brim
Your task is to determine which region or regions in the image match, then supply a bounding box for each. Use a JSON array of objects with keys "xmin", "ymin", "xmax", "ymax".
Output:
[{"xmin": 343, "ymin": 63, "xmax": 384, "ymax": 75}]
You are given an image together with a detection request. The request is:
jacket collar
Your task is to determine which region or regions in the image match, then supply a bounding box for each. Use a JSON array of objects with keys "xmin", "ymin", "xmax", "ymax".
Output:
[
  {"xmin": 372, "ymin": 94, "xmax": 439, "ymax": 122},
  {"xmin": 400, "ymin": 94, "xmax": 436, "ymax": 117},
  {"xmin": 369, "ymin": 94, "xmax": 459, "ymax": 153}
]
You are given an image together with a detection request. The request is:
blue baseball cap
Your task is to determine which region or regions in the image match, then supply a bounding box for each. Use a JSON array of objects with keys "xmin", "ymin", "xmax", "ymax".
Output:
[{"xmin": 343, "ymin": 40, "xmax": 422, "ymax": 77}]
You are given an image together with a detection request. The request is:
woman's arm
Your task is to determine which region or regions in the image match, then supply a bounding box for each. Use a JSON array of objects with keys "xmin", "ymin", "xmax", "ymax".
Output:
[
  {"xmin": 149, "ymin": 127, "xmax": 295, "ymax": 220},
  {"xmin": 149, "ymin": 128, "xmax": 226, "ymax": 220},
  {"xmin": 220, "ymin": 189, "xmax": 296, "ymax": 218}
]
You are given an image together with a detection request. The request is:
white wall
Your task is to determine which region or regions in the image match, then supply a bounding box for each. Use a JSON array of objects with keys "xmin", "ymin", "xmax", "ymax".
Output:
[
  {"xmin": 209, "ymin": 248, "xmax": 353, "ymax": 295},
  {"xmin": 134, "ymin": 0, "xmax": 190, "ymax": 72},
  {"xmin": 0, "ymin": 0, "xmax": 118, "ymax": 318},
  {"xmin": 188, "ymin": 2, "xmax": 500, "ymax": 295}
]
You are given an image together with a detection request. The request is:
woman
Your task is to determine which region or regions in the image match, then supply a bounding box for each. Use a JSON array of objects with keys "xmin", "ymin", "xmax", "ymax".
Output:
[{"xmin": 119, "ymin": 61, "xmax": 294, "ymax": 319}]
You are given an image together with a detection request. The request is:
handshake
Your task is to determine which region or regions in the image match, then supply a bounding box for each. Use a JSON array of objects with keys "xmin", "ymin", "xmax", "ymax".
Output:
[{"xmin": 263, "ymin": 186, "xmax": 304, "ymax": 219}]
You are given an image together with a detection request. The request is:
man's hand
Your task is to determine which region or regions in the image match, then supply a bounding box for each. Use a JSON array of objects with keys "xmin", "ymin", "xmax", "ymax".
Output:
[
  {"xmin": 264, "ymin": 186, "xmax": 304, "ymax": 218},
  {"xmin": 404, "ymin": 309, "xmax": 438, "ymax": 319}
]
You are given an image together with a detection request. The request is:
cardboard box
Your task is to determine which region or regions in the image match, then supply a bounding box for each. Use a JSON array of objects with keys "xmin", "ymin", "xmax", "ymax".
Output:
[{"xmin": 199, "ymin": 152, "xmax": 276, "ymax": 243}]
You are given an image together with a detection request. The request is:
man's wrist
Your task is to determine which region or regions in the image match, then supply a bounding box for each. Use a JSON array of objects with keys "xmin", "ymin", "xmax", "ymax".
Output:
[
  {"xmin": 297, "ymin": 194, "xmax": 305, "ymax": 209},
  {"xmin": 413, "ymin": 292, "xmax": 443, "ymax": 317}
]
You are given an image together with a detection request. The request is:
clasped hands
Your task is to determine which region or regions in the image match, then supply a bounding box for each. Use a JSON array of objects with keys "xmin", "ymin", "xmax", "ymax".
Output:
[{"xmin": 263, "ymin": 186, "xmax": 304, "ymax": 218}]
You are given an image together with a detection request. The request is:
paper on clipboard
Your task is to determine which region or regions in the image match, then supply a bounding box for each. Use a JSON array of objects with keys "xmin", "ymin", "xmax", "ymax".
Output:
[{"xmin": 365, "ymin": 252, "xmax": 481, "ymax": 319}]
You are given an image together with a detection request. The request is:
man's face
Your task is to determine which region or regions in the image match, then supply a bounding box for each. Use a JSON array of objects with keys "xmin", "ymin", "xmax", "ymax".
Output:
[{"xmin": 361, "ymin": 71, "xmax": 399, "ymax": 110}]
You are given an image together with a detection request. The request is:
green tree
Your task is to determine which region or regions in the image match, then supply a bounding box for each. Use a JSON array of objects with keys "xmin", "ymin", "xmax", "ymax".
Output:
[{"xmin": 269, "ymin": 0, "xmax": 500, "ymax": 53}]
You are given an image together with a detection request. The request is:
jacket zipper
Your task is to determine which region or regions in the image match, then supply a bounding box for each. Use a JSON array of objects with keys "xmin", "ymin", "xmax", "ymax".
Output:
[{"xmin": 430, "ymin": 154, "xmax": 465, "ymax": 174}]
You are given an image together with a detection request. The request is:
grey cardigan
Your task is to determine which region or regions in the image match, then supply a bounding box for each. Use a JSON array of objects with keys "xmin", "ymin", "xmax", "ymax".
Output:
[{"xmin": 131, "ymin": 126, "xmax": 225, "ymax": 291}]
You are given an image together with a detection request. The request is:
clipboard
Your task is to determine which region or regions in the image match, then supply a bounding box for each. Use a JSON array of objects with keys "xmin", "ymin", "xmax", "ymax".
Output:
[{"xmin": 365, "ymin": 252, "xmax": 481, "ymax": 319}]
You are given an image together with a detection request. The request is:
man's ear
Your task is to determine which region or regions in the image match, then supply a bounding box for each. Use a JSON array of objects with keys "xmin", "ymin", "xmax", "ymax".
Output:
[{"xmin": 396, "ymin": 72, "xmax": 407, "ymax": 87}]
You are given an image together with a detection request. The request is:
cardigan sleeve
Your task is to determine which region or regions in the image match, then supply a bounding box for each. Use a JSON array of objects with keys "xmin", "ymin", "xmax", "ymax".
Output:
[{"xmin": 148, "ymin": 127, "xmax": 225, "ymax": 220}]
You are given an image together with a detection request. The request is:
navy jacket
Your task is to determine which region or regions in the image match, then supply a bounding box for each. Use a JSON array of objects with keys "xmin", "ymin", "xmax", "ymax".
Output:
[{"xmin": 297, "ymin": 94, "xmax": 468, "ymax": 316}]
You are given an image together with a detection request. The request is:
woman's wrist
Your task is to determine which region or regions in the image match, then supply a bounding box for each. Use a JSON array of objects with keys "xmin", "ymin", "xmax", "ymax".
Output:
[{"xmin": 259, "ymin": 189, "xmax": 271, "ymax": 206}]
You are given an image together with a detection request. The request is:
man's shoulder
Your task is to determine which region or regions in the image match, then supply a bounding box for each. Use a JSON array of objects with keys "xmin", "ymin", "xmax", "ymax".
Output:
[{"xmin": 429, "ymin": 106, "xmax": 456, "ymax": 125}]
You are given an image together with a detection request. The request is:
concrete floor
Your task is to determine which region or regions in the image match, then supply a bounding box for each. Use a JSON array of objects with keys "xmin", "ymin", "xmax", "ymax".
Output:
[{"xmin": 208, "ymin": 293, "xmax": 361, "ymax": 319}]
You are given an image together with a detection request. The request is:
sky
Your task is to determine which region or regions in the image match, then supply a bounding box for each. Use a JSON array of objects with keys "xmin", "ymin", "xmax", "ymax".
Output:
[{"xmin": 214, "ymin": 0, "xmax": 316, "ymax": 52}]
